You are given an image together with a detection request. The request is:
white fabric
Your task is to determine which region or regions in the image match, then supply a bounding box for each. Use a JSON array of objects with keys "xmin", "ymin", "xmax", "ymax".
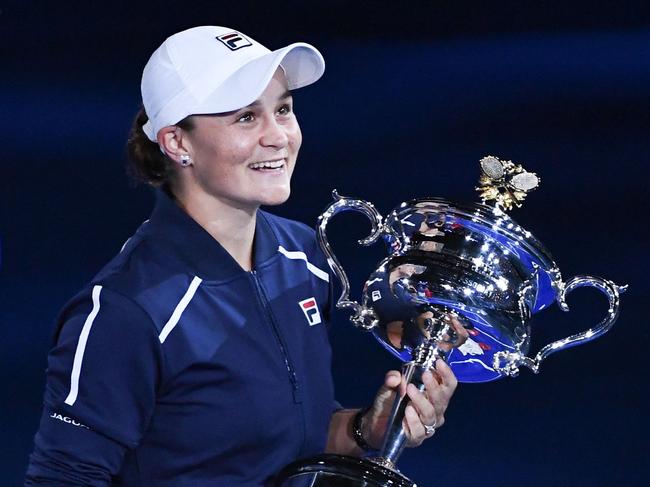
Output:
[
  {"xmin": 141, "ymin": 26, "xmax": 325, "ymax": 142},
  {"xmin": 278, "ymin": 246, "xmax": 330, "ymax": 282},
  {"xmin": 159, "ymin": 276, "xmax": 203, "ymax": 343},
  {"xmin": 64, "ymin": 285, "xmax": 103, "ymax": 406}
]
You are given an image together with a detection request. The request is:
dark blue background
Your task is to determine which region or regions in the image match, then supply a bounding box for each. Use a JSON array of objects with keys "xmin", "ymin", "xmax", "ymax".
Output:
[{"xmin": 2, "ymin": 2, "xmax": 649, "ymax": 485}]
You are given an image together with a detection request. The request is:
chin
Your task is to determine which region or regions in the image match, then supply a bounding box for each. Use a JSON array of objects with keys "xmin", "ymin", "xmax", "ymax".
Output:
[{"xmin": 258, "ymin": 187, "xmax": 291, "ymax": 207}]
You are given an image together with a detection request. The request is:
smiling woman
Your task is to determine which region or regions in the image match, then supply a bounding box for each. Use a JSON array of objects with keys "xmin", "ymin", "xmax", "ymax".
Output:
[
  {"xmin": 24, "ymin": 26, "xmax": 457, "ymax": 486},
  {"xmin": 129, "ymin": 68, "xmax": 302, "ymax": 271},
  {"xmin": 162, "ymin": 71, "xmax": 303, "ymax": 271},
  {"xmin": 160, "ymin": 72, "xmax": 300, "ymax": 211}
]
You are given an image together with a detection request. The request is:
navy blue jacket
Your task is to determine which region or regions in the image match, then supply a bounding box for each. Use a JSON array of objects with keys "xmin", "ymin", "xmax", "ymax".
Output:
[{"xmin": 25, "ymin": 190, "xmax": 336, "ymax": 486}]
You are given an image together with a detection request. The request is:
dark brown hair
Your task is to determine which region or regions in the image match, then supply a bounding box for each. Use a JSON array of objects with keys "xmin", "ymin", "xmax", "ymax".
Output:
[{"xmin": 126, "ymin": 107, "xmax": 194, "ymax": 187}]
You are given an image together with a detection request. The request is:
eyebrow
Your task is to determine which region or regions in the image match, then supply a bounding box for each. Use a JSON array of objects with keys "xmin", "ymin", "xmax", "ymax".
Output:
[{"xmin": 212, "ymin": 91, "xmax": 293, "ymax": 118}]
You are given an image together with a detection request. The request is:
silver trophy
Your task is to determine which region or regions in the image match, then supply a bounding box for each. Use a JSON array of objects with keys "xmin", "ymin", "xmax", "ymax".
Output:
[{"xmin": 275, "ymin": 156, "xmax": 626, "ymax": 487}]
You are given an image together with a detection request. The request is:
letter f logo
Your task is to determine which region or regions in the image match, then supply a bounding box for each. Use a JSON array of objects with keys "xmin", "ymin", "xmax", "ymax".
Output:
[{"xmin": 299, "ymin": 297, "xmax": 322, "ymax": 326}]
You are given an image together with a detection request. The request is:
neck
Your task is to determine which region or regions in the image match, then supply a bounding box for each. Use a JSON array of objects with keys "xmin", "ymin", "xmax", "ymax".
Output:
[{"xmin": 173, "ymin": 189, "xmax": 257, "ymax": 272}]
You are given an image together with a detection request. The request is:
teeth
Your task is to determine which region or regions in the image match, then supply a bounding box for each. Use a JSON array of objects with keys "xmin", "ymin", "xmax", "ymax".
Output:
[{"xmin": 249, "ymin": 160, "xmax": 284, "ymax": 169}]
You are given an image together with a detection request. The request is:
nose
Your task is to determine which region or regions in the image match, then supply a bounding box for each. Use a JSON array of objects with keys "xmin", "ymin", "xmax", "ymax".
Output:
[{"xmin": 259, "ymin": 117, "xmax": 289, "ymax": 149}]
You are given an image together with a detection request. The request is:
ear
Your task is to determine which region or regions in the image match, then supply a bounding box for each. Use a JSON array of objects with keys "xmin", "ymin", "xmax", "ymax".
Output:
[{"xmin": 157, "ymin": 126, "xmax": 192, "ymax": 164}]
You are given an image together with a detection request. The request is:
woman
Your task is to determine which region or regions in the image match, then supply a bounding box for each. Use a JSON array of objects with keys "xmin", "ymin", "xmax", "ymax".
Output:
[{"xmin": 25, "ymin": 26, "xmax": 457, "ymax": 486}]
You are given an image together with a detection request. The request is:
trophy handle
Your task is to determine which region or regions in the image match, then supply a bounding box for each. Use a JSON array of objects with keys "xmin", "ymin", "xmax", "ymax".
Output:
[
  {"xmin": 494, "ymin": 276, "xmax": 627, "ymax": 376},
  {"xmin": 317, "ymin": 190, "xmax": 387, "ymax": 330}
]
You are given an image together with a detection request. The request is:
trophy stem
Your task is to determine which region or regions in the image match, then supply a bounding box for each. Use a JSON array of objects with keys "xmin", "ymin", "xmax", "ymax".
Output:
[
  {"xmin": 373, "ymin": 341, "xmax": 444, "ymax": 470},
  {"xmin": 374, "ymin": 361, "xmax": 425, "ymax": 470}
]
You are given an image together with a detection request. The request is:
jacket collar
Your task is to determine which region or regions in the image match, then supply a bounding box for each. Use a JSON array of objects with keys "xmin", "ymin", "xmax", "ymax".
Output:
[{"xmin": 146, "ymin": 189, "xmax": 279, "ymax": 281}]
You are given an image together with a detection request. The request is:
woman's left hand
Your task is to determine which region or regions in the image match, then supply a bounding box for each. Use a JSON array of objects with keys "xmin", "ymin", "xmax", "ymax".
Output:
[{"xmin": 362, "ymin": 359, "xmax": 458, "ymax": 448}]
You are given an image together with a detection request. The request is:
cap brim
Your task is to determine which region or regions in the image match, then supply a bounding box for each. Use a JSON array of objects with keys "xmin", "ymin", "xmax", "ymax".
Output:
[
  {"xmin": 197, "ymin": 42, "xmax": 325, "ymax": 114},
  {"xmin": 142, "ymin": 42, "xmax": 324, "ymax": 141}
]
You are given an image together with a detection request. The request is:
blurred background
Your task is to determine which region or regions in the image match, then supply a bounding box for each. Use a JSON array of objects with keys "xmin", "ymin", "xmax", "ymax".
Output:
[{"xmin": 2, "ymin": 1, "xmax": 649, "ymax": 485}]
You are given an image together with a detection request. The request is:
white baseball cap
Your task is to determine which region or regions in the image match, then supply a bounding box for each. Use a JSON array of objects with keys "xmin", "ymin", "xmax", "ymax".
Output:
[{"xmin": 141, "ymin": 26, "xmax": 325, "ymax": 142}]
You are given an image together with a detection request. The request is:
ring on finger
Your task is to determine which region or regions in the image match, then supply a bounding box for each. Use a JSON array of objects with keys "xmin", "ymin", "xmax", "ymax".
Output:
[
  {"xmin": 424, "ymin": 423, "xmax": 436, "ymax": 436},
  {"xmin": 423, "ymin": 415, "xmax": 437, "ymax": 436}
]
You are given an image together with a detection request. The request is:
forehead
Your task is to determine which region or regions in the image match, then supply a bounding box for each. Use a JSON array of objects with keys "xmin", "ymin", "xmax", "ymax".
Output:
[
  {"xmin": 211, "ymin": 68, "xmax": 291, "ymax": 115},
  {"xmin": 189, "ymin": 69, "xmax": 292, "ymax": 128}
]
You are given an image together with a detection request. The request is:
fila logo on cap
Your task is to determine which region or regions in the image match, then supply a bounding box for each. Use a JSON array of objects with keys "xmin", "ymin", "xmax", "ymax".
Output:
[
  {"xmin": 216, "ymin": 31, "xmax": 253, "ymax": 51},
  {"xmin": 298, "ymin": 297, "xmax": 322, "ymax": 326}
]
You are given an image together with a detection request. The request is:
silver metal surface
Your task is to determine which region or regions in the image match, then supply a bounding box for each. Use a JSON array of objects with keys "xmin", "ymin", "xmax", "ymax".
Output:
[
  {"xmin": 493, "ymin": 276, "xmax": 627, "ymax": 376},
  {"xmin": 317, "ymin": 190, "xmax": 387, "ymax": 330},
  {"xmin": 316, "ymin": 180, "xmax": 625, "ymax": 475},
  {"xmin": 374, "ymin": 361, "xmax": 418, "ymax": 467},
  {"xmin": 318, "ymin": 192, "xmax": 625, "ymax": 383}
]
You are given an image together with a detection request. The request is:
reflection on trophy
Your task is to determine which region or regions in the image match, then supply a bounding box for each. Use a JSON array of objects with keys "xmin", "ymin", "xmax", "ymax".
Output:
[{"xmin": 275, "ymin": 156, "xmax": 626, "ymax": 487}]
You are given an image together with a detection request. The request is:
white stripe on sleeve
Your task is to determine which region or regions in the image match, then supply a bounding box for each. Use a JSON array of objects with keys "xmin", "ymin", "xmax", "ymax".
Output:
[
  {"xmin": 278, "ymin": 246, "xmax": 330, "ymax": 282},
  {"xmin": 158, "ymin": 276, "xmax": 203, "ymax": 344},
  {"xmin": 64, "ymin": 285, "xmax": 103, "ymax": 406}
]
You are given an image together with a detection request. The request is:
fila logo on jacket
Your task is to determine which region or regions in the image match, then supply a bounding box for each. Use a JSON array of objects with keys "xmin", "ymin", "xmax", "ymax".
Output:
[{"xmin": 299, "ymin": 297, "xmax": 322, "ymax": 326}]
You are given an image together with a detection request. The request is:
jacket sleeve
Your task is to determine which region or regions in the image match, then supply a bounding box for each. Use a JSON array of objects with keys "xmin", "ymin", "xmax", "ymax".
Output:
[{"xmin": 25, "ymin": 285, "xmax": 163, "ymax": 486}]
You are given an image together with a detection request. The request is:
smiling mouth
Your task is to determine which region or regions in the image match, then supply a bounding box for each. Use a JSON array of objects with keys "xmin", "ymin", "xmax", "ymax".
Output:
[{"xmin": 248, "ymin": 159, "xmax": 286, "ymax": 172}]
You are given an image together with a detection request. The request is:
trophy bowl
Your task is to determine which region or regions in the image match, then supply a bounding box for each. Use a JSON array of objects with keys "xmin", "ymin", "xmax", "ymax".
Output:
[
  {"xmin": 317, "ymin": 156, "xmax": 625, "ymax": 383},
  {"xmin": 355, "ymin": 196, "xmax": 585, "ymax": 383}
]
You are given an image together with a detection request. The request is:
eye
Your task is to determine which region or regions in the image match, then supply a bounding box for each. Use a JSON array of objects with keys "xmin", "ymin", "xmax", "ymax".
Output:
[
  {"xmin": 277, "ymin": 103, "xmax": 293, "ymax": 116},
  {"xmin": 237, "ymin": 111, "xmax": 255, "ymax": 123}
]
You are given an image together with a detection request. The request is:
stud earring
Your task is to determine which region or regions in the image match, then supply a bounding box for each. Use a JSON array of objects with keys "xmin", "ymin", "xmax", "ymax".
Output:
[{"xmin": 179, "ymin": 154, "xmax": 192, "ymax": 167}]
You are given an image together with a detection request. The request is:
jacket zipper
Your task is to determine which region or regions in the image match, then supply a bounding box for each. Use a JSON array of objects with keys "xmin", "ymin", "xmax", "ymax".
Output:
[{"xmin": 250, "ymin": 270, "xmax": 302, "ymax": 404}]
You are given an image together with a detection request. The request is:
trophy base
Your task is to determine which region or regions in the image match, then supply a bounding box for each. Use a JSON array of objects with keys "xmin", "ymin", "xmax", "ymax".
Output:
[{"xmin": 274, "ymin": 454, "xmax": 415, "ymax": 487}]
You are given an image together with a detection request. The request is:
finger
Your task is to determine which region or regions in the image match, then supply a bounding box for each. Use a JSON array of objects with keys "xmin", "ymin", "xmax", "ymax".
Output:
[
  {"xmin": 422, "ymin": 371, "xmax": 447, "ymax": 426},
  {"xmin": 422, "ymin": 369, "xmax": 439, "ymax": 391},
  {"xmin": 435, "ymin": 359, "xmax": 458, "ymax": 391},
  {"xmin": 385, "ymin": 370, "xmax": 409, "ymax": 398},
  {"xmin": 424, "ymin": 365, "xmax": 444, "ymax": 385},
  {"xmin": 431, "ymin": 368, "xmax": 444, "ymax": 385},
  {"xmin": 373, "ymin": 371, "xmax": 401, "ymax": 407},
  {"xmin": 404, "ymin": 404, "xmax": 425, "ymax": 447},
  {"xmin": 406, "ymin": 383, "xmax": 436, "ymax": 426},
  {"xmin": 422, "ymin": 370, "xmax": 443, "ymax": 410},
  {"xmin": 384, "ymin": 370, "xmax": 401, "ymax": 388},
  {"xmin": 423, "ymin": 369, "xmax": 444, "ymax": 394}
]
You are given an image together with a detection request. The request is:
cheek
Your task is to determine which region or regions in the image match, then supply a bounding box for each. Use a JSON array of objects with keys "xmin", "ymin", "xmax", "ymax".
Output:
[
  {"xmin": 192, "ymin": 146, "xmax": 239, "ymax": 186},
  {"xmin": 227, "ymin": 135, "xmax": 256, "ymax": 160},
  {"xmin": 287, "ymin": 125, "xmax": 302, "ymax": 179},
  {"xmin": 289, "ymin": 124, "xmax": 303, "ymax": 154},
  {"xmin": 196, "ymin": 140, "xmax": 249, "ymax": 175}
]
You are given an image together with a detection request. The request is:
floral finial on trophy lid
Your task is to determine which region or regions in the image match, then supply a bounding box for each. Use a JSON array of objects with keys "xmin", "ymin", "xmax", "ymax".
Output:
[{"xmin": 476, "ymin": 155, "xmax": 540, "ymax": 210}]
